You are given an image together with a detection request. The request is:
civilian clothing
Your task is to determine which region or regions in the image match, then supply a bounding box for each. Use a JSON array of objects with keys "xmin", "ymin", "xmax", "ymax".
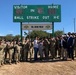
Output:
[
  {"xmin": 38, "ymin": 42, "xmax": 43, "ymax": 59},
  {"xmin": 67, "ymin": 36, "xmax": 74, "ymax": 60},
  {"xmin": 34, "ymin": 40, "xmax": 38, "ymax": 48},
  {"xmin": 33, "ymin": 39, "xmax": 39, "ymax": 61}
]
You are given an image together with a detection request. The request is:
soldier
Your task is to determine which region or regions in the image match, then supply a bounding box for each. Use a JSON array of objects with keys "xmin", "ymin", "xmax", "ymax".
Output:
[
  {"xmin": 43, "ymin": 38, "xmax": 49, "ymax": 59},
  {"xmin": 55, "ymin": 37, "xmax": 60, "ymax": 58},
  {"xmin": 4, "ymin": 41, "xmax": 9, "ymax": 64},
  {"xmin": 50, "ymin": 37, "xmax": 56, "ymax": 60},
  {"xmin": 8, "ymin": 41, "xmax": 14, "ymax": 64},
  {"xmin": 17, "ymin": 42, "xmax": 22, "ymax": 63},
  {"xmin": 38, "ymin": 39, "xmax": 43, "ymax": 60},
  {"xmin": 4, "ymin": 41, "xmax": 14, "ymax": 64},
  {"xmin": 20, "ymin": 38, "xmax": 26, "ymax": 61},
  {"xmin": 0, "ymin": 40, "xmax": 6, "ymax": 66},
  {"xmin": 0, "ymin": 45, "xmax": 4, "ymax": 66},
  {"xmin": 23, "ymin": 39, "xmax": 30, "ymax": 61},
  {"xmin": 13, "ymin": 41, "xmax": 21, "ymax": 64},
  {"xmin": 29, "ymin": 40, "xmax": 34, "ymax": 62}
]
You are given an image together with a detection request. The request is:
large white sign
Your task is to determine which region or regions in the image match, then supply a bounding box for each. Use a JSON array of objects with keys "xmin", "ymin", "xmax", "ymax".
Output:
[{"xmin": 22, "ymin": 24, "xmax": 52, "ymax": 30}]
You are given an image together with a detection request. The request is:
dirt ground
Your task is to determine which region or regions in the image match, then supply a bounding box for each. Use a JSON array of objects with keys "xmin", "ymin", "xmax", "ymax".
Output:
[{"xmin": 0, "ymin": 59, "xmax": 76, "ymax": 75}]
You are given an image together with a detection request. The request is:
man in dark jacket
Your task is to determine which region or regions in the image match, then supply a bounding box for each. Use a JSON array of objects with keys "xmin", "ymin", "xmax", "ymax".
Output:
[
  {"xmin": 62, "ymin": 35, "xmax": 68, "ymax": 60},
  {"xmin": 67, "ymin": 33, "xmax": 74, "ymax": 60}
]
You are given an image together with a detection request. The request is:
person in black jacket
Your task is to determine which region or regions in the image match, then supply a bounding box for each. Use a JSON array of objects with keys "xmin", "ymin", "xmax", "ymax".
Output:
[
  {"xmin": 62, "ymin": 35, "xmax": 68, "ymax": 60},
  {"xmin": 67, "ymin": 32, "xmax": 74, "ymax": 60}
]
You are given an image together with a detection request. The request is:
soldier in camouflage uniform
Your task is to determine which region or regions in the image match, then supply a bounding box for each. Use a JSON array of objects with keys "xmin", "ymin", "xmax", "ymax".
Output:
[
  {"xmin": 13, "ymin": 41, "xmax": 21, "ymax": 64},
  {"xmin": 17, "ymin": 42, "xmax": 22, "ymax": 62},
  {"xmin": 4, "ymin": 41, "xmax": 14, "ymax": 64},
  {"xmin": 0, "ymin": 40, "xmax": 6, "ymax": 66},
  {"xmin": 43, "ymin": 38, "xmax": 49, "ymax": 59},
  {"xmin": 50, "ymin": 37, "xmax": 56, "ymax": 60},
  {"xmin": 23, "ymin": 39, "xmax": 30, "ymax": 61},
  {"xmin": 0, "ymin": 45, "xmax": 4, "ymax": 66},
  {"xmin": 9, "ymin": 42, "xmax": 14, "ymax": 64},
  {"xmin": 38, "ymin": 39, "xmax": 43, "ymax": 60},
  {"xmin": 29, "ymin": 40, "xmax": 34, "ymax": 61}
]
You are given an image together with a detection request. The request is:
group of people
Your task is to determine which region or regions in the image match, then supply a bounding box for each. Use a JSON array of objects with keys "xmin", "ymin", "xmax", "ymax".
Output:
[
  {"xmin": 0, "ymin": 32, "xmax": 76, "ymax": 67},
  {"xmin": 0, "ymin": 38, "xmax": 33, "ymax": 67},
  {"xmin": 0, "ymin": 40, "xmax": 21, "ymax": 66},
  {"xmin": 33, "ymin": 32, "xmax": 76, "ymax": 61}
]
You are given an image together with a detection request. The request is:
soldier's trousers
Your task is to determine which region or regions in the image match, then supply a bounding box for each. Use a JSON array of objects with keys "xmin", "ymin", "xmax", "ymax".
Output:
[
  {"xmin": 20, "ymin": 49, "xmax": 24, "ymax": 61},
  {"xmin": 44, "ymin": 48, "xmax": 49, "ymax": 59},
  {"xmin": 51, "ymin": 47, "xmax": 55, "ymax": 59},
  {"xmin": 39, "ymin": 49, "xmax": 43, "ymax": 59},
  {"xmin": 18, "ymin": 52, "xmax": 21, "ymax": 62},
  {"xmin": 24, "ymin": 49, "xmax": 28, "ymax": 61},
  {"xmin": 0, "ymin": 54, "xmax": 4, "ymax": 65},
  {"xmin": 14, "ymin": 52, "xmax": 18, "ymax": 62},
  {"xmin": 5, "ymin": 50, "xmax": 13, "ymax": 64}
]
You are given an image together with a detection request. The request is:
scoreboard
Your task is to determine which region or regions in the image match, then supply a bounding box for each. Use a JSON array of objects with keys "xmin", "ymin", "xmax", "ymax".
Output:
[{"xmin": 13, "ymin": 5, "xmax": 61, "ymax": 22}]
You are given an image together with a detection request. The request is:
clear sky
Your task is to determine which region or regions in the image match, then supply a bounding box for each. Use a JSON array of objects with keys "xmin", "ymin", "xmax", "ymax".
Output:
[{"xmin": 0, "ymin": 0, "xmax": 76, "ymax": 36}]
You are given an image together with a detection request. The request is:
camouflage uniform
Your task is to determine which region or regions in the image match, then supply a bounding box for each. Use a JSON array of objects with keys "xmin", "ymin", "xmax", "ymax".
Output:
[
  {"xmin": 23, "ymin": 39, "xmax": 30, "ymax": 61},
  {"xmin": 50, "ymin": 38, "xmax": 56, "ymax": 59},
  {"xmin": 43, "ymin": 39, "xmax": 49, "ymax": 59},
  {"xmin": 0, "ymin": 43, "xmax": 6, "ymax": 66},
  {"xmin": 19, "ymin": 39, "xmax": 26, "ymax": 61},
  {"xmin": 4, "ymin": 42, "xmax": 14, "ymax": 64},
  {"xmin": 29, "ymin": 41, "xmax": 34, "ymax": 61},
  {"xmin": 20, "ymin": 44, "xmax": 24, "ymax": 61},
  {"xmin": 13, "ymin": 42, "xmax": 21, "ymax": 64},
  {"xmin": 8, "ymin": 42, "xmax": 14, "ymax": 64},
  {"xmin": 0, "ymin": 45, "xmax": 4, "ymax": 66},
  {"xmin": 38, "ymin": 41, "xmax": 43, "ymax": 60}
]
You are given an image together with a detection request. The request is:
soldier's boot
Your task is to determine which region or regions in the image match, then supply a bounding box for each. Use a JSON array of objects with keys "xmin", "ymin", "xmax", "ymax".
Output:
[
  {"xmin": 1, "ymin": 61, "xmax": 4, "ymax": 66},
  {"xmin": 17, "ymin": 59, "xmax": 20, "ymax": 63},
  {"xmin": 14, "ymin": 57, "xmax": 17, "ymax": 64},
  {"xmin": 15, "ymin": 58, "xmax": 18, "ymax": 64},
  {"xmin": 15, "ymin": 61, "xmax": 17, "ymax": 64},
  {"xmin": 17, "ymin": 58, "xmax": 20, "ymax": 63},
  {"xmin": 25, "ymin": 53, "xmax": 28, "ymax": 62},
  {"xmin": 9, "ymin": 60, "xmax": 12, "ymax": 65},
  {"xmin": 9, "ymin": 62, "xmax": 12, "ymax": 65},
  {"xmin": 4, "ymin": 59, "xmax": 7, "ymax": 64},
  {"xmin": 30, "ymin": 52, "xmax": 32, "ymax": 62},
  {"xmin": 0, "ymin": 62, "xmax": 1, "ymax": 67},
  {"xmin": 14, "ymin": 58, "xmax": 17, "ymax": 64},
  {"xmin": 4, "ymin": 61, "xmax": 6, "ymax": 64},
  {"xmin": 18, "ymin": 55, "xmax": 20, "ymax": 63}
]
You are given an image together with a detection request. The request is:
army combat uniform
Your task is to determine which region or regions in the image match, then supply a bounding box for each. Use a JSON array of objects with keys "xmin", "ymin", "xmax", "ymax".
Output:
[
  {"xmin": 0, "ymin": 44, "xmax": 5, "ymax": 66},
  {"xmin": 50, "ymin": 38, "xmax": 56, "ymax": 59},
  {"xmin": 4, "ymin": 42, "xmax": 14, "ymax": 64},
  {"xmin": 23, "ymin": 40, "xmax": 30, "ymax": 61},
  {"xmin": 13, "ymin": 42, "xmax": 21, "ymax": 64}
]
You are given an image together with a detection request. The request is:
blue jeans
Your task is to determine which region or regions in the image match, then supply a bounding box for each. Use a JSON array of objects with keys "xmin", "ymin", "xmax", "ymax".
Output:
[{"xmin": 34, "ymin": 47, "xmax": 38, "ymax": 60}]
